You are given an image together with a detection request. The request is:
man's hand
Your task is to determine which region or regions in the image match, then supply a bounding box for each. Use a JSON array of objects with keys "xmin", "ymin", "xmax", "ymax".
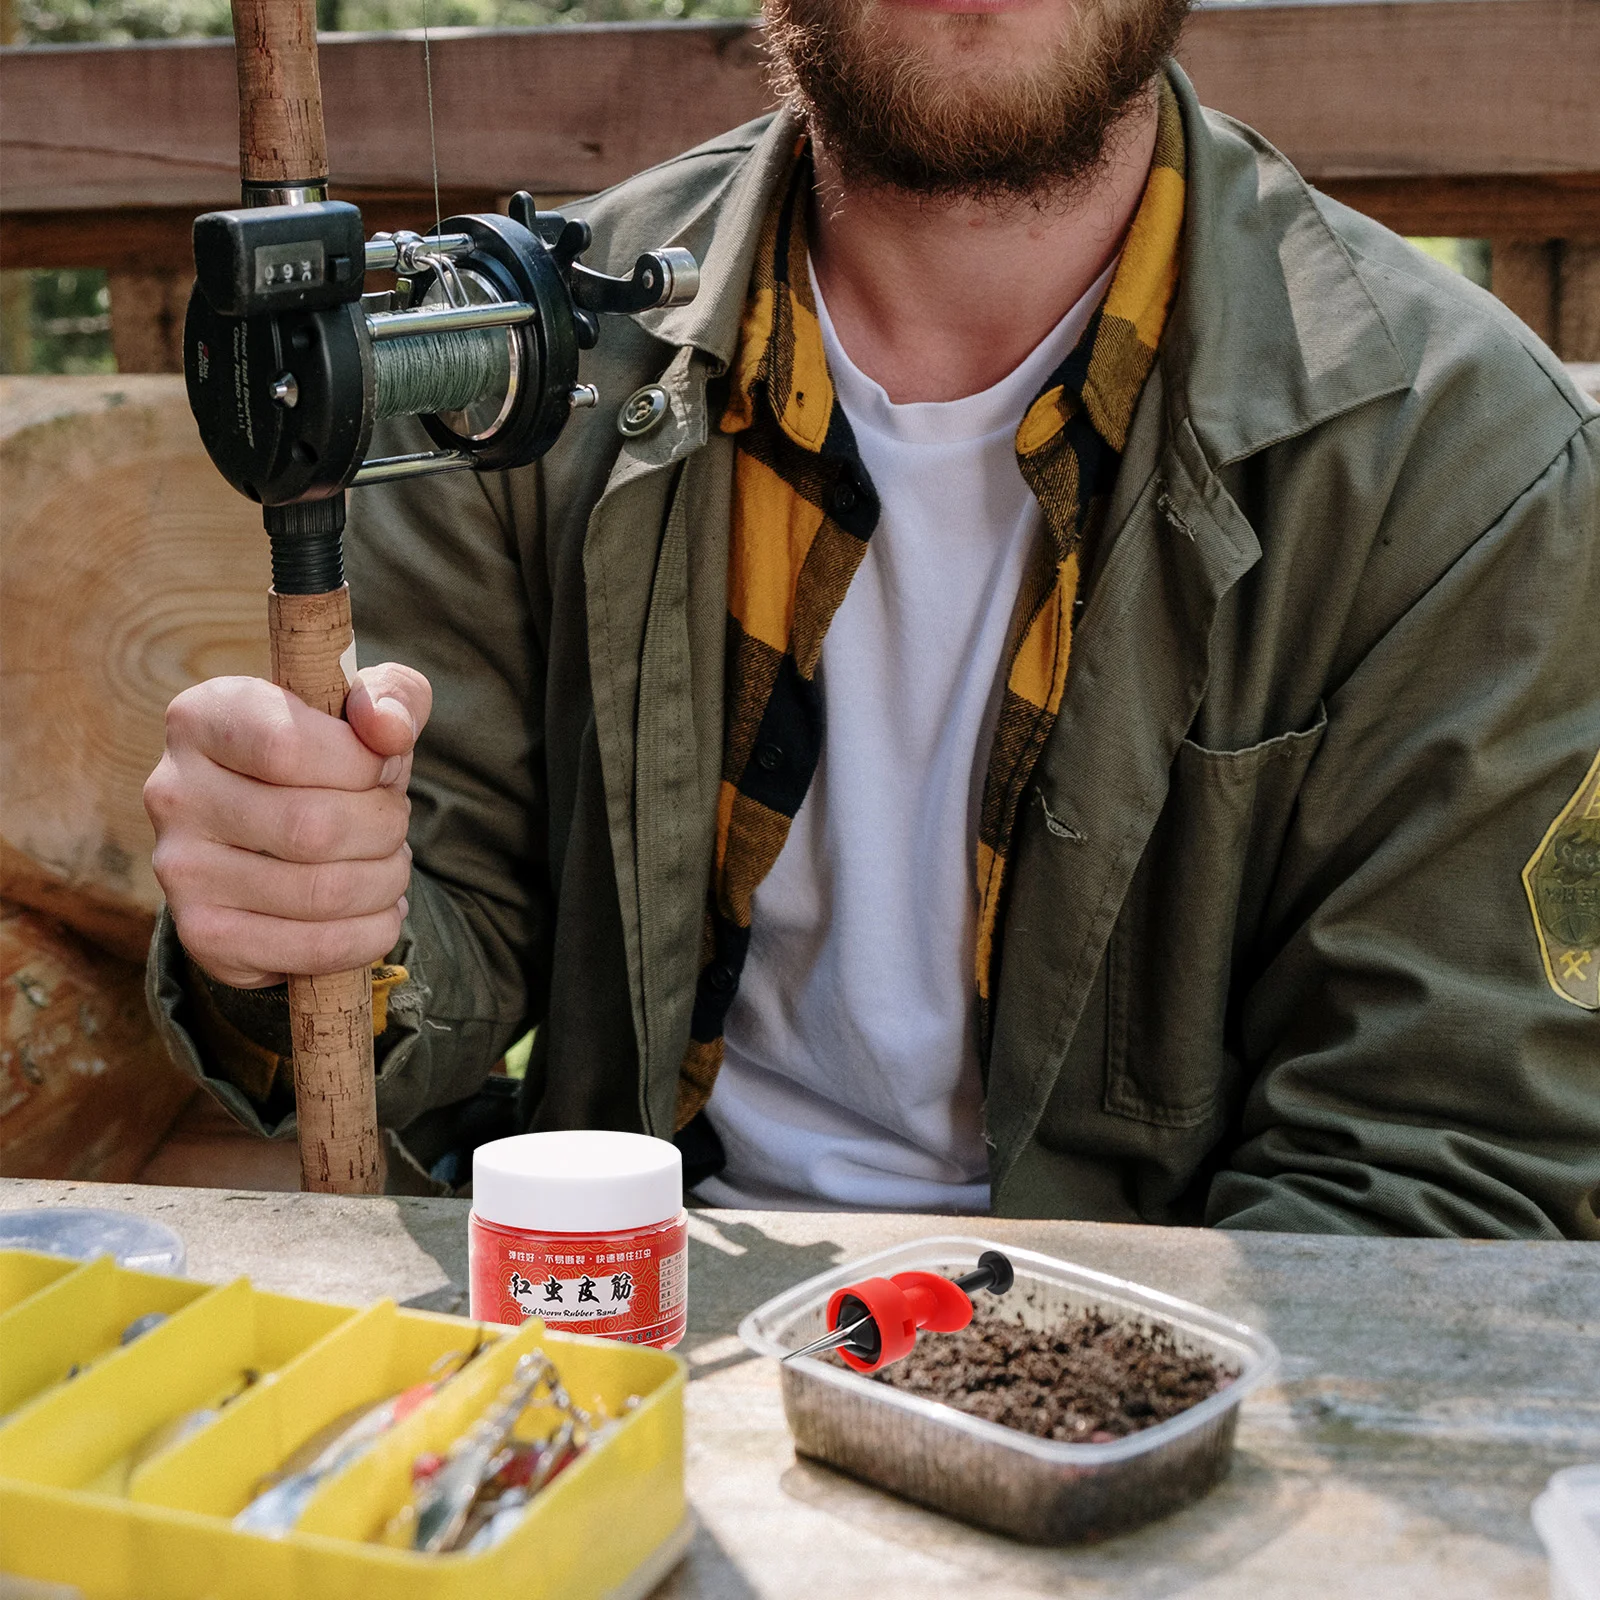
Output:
[{"xmin": 145, "ymin": 664, "xmax": 432, "ymax": 989}]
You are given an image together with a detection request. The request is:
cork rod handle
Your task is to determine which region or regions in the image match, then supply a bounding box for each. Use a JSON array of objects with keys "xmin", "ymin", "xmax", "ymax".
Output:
[
  {"xmin": 231, "ymin": 0, "xmax": 328, "ymax": 191},
  {"xmin": 269, "ymin": 588, "xmax": 382, "ymax": 1195}
]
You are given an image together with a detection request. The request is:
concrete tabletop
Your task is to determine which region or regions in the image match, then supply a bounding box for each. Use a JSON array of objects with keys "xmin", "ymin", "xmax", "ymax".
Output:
[{"xmin": 2, "ymin": 1177, "xmax": 1595, "ymax": 1599}]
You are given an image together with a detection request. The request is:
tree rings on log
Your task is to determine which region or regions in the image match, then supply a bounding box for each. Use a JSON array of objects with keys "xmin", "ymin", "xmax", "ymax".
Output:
[{"xmin": 0, "ymin": 376, "xmax": 268, "ymax": 952}]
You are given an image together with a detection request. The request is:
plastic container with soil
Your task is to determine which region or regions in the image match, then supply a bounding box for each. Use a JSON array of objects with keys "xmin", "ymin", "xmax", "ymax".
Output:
[{"xmin": 739, "ymin": 1235, "xmax": 1279, "ymax": 1544}]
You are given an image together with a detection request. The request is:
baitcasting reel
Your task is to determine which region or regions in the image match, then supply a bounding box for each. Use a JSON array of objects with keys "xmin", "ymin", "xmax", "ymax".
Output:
[{"xmin": 184, "ymin": 194, "xmax": 697, "ymax": 518}]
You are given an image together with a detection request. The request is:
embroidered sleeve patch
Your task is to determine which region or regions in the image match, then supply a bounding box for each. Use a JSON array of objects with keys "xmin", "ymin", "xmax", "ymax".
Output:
[{"xmin": 1522, "ymin": 747, "xmax": 1600, "ymax": 1010}]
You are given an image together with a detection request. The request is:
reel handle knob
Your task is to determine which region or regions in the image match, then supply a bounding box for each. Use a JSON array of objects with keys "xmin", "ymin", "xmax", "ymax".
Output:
[
  {"xmin": 570, "ymin": 251, "xmax": 699, "ymax": 316},
  {"xmin": 953, "ymin": 1249, "xmax": 1015, "ymax": 1299}
]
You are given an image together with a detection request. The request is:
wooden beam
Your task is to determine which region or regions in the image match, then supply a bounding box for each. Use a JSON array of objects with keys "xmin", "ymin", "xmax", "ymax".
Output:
[
  {"xmin": 2, "ymin": 2, "xmax": 1596, "ymax": 220},
  {"xmin": 0, "ymin": 23, "xmax": 770, "ymax": 214},
  {"xmin": 1491, "ymin": 240, "xmax": 1600, "ymax": 360},
  {"xmin": 1316, "ymin": 175, "xmax": 1600, "ymax": 243},
  {"xmin": 1492, "ymin": 241, "xmax": 1560, "ymax": 346},
  {"xmin": 5, "ymin": 174, "xmax": 1599, "ymax": 279},
  {"xmin": 0, "ymin": 194, "xmax": 501, "ymax": 273},
  {"xmin": 107, "ymin": 270, "xmax": 188, "ymax": 373},
  {"xmin": 1175, "ymin": 0, "xmax": 1600, "ymax": 182},
  {"xmin": 1557, "ymin": 244, "xmax": 1600, "ymax": 361}
]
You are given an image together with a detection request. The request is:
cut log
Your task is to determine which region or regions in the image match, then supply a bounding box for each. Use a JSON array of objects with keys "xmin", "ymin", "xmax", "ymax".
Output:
[
  {"xmin": 0, "ymin": 841, "xmax": 152, "ymax": 964},
  {"xmin": 0, "ymin": 375, "xmax": 268, "ymax": 951},
  {"xmin": 0, "ymin": 900, "xmax": 194, "ymax": 1180}
]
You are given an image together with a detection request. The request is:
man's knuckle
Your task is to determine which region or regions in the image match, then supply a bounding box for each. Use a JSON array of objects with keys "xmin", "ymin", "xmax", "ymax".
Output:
[
  {"xmin": 256, "ymin": 715, "xmax": 301, "ymax": 784},
  {"xmin": 307, "ymin": 920, "xmax": 361, "ymax": 974},
  {"xmin": 177, "ymin": 904, "xmax": 227, "ymax": 959},
  {"xmin": 143, "ymin": 762, "xmax": 178, "ymax": 825},
  {"xmin": 384, "ymin": 851, "xmax": 413, "ymax": 902},
  {"xmin": 150, "ymin": 836, "xmax": 188, "ymax": 891},
  {"xmin": 381, "ymin": 794, "xmax": 412, "ymax": 852},
  {"xmin": 163, "ymin": 688, "xmax": 204, "ymax": 744},
  {"xmin": 378, "ymin": 906, "xmax": 405, "ymax": 954},
  {"xmin": 282, "ymin": 795, "xmax": 340, "ymax": 862},
  {"xmin": 305, "ymin": 858, "xmax": 354, "ymax": 919}
]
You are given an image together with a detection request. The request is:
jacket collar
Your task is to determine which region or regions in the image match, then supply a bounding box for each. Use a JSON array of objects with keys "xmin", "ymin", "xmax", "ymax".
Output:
[
  {"xmin": 1159, "ymin": 63, "xmax": 1409, "ymax": 466},
  {"xmin": 632, "ymin": 108, "xmax": 803, "ymax": 373}
]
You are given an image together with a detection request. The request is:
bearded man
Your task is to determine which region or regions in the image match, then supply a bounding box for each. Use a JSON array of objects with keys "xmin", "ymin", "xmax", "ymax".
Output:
[{"xmin": 144, "ymin": 0, "xmax": 1600, "ymax": 1234}]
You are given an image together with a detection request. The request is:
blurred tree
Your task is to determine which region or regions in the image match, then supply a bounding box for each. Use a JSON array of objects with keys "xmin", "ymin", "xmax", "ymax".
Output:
[
  {"xmin": 1412, "ymin": 237, "xmax": 1493, "ymax": 291},
  {"xmin": 0, "ymin": 272, "xmax": 116, "ymax": 375},
  {"xmin": 16, "ymin": 0, "xmax": 231, "ymax": 42}
]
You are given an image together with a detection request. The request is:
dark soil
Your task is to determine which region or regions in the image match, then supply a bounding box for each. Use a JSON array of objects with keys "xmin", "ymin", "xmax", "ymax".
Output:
[{"xmin": 867, "ymin": 1309, "xmax": 1232, "ymax": 1444}]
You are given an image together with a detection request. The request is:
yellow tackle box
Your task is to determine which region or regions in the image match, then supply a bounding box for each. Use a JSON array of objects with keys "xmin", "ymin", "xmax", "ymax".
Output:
[{"xmin": 0, "ymin": 1249, "xmax": 688, "ymax": 1600}]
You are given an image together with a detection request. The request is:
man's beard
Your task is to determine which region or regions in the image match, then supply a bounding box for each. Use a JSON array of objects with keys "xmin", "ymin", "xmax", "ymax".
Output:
[{"xmin": 762, "ymin": 0, "xmax": 1190, "ymax": 205}]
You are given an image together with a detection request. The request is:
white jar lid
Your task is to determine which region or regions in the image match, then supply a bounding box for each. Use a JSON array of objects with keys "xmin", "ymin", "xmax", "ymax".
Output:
[{"xmin": 472, "ymin": 1131, "xmax": 682, "ymax": 1234}]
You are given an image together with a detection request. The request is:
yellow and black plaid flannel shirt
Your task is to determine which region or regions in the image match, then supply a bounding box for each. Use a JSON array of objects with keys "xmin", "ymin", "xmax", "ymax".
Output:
[{"xmin": 678, "ymin": 85, "xmax": 1188, "ymax": 1128}]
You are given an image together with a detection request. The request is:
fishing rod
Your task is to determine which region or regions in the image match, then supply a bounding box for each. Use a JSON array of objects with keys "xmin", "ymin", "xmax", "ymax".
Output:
[{"xmin": 189, "ymin": 0, "xmax": 696, "ymax": 1194}]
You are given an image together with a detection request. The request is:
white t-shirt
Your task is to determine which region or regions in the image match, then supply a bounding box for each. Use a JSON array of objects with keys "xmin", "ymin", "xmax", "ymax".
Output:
[{"xmin": 695, "ymin": 259, "xmax": 1115, "ymax": 1212}]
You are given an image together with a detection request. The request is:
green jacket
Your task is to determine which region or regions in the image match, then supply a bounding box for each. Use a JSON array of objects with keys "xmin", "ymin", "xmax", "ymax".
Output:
[{"xmin": 152, "ymin": 66, "xmax": 1600, "ymax": 1237}]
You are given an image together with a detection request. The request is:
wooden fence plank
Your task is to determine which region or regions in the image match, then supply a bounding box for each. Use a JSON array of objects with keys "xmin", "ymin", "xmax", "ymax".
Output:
[
  {"xmin": 2, "ymin": 2, "xmax": 1596, "ymax": 217},
  {"xmin": 1558, "ymin": 244, "xmax": 1600, "ymax": 361},
  {"xmin": 0, "ymin": 195, "xmax": 503, "ymax": 273},
  {"xmin": 1318, "ymin": 175, "xmax": 1600, "ymax": 243},
  {"xmin": 107, "ymin": 271, "xmax": 188, "ymax": 373},
  {"xmin": 5, "ymin": 175, "xmax": 1598, "ymax": 279},
  {"xmin": 1492, "ymin": 241, "xmax": 1560, "ymax": 346},
  {"xmin": 1176, "ymin": 0, "xmax": 1600, "ymax": 182}
]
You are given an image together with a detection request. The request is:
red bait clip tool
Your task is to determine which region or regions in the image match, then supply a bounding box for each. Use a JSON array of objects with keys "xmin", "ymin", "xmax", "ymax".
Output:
[{"xmin": 783, "ymin": 1250, "xmax": 1016, "ymax": 1373}]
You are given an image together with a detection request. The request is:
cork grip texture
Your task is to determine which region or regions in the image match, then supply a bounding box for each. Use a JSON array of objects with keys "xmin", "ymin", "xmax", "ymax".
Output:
[
  {"xmin": 267, "ymin": 586, "xmax": 353, "ymax": 718},
  {"xmin": 288, "ymin": 969, "xmax": 379, "ymax": 1192},
  {"xmin": 231, "ymin": 0, "xmax": 329, "ymax": 186},
  {"xmin": 269, "ymin": 585, "xmax": 381, "ymax": 1195}
]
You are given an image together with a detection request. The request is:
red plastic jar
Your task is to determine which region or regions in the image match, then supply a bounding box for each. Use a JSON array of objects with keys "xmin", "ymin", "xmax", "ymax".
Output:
[{"xmin": 468, "ymin": 1130, "xmax": 687, "ymax": 1348}]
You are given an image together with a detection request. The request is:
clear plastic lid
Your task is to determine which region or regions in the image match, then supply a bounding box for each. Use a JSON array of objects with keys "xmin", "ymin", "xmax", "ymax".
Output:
[
  {"xmin": 0, "ymin": 1206, "xmax": 186, "ymax": 1274},
  {"xmin": 472, "ymin": 1130, "xmax": 682, "ymax": 1234},
  {"xmin": 1533, "ymin": 1463, "xmax": 1600, "ymax": 1600}
]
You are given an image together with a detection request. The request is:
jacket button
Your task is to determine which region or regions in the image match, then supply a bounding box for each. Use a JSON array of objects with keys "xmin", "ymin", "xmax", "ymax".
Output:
[
  {"xmin": 706, "ymin": 963, "xmax": 737, "ymax": 994},
  {"xmin": 830, "ymin": 477, "xmax": 861, "ymax": 515},
  {"xmin": 618, "ymin": 384, "xmax": 669, "ymax": 438},
  {"xmin": 756, "ymin": 742, "xmax": 783, "ymax": 772}
]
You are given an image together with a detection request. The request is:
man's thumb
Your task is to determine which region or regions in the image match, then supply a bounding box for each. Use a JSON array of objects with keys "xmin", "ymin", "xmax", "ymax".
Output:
[{"xmin": 345, "ymin": 663, "xmax": 433, "ymax": 759}]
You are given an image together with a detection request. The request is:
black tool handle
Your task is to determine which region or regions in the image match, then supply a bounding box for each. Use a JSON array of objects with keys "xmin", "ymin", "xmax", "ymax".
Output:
[{"xmin": 954, "ymin": 1250, "xmax": 1015, "ymax": 1299}]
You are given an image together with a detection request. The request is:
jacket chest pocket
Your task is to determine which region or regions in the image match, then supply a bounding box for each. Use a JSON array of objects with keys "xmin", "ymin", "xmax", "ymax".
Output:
[{"xmin": 1104, "ymin": 704, "xmax": 1328, "ymax": 1128}]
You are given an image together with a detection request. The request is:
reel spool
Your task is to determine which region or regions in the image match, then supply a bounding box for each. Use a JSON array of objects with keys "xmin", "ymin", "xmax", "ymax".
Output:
[{"xmin": 184, "ymin": 192, "xmax": 697, "ymax": 527}]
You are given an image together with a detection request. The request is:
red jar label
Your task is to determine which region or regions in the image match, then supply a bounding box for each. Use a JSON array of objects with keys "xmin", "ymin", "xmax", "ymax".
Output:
[{"xmin": 468, "ymin": 1210, "xmax": 687, "ymax": 1348}]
